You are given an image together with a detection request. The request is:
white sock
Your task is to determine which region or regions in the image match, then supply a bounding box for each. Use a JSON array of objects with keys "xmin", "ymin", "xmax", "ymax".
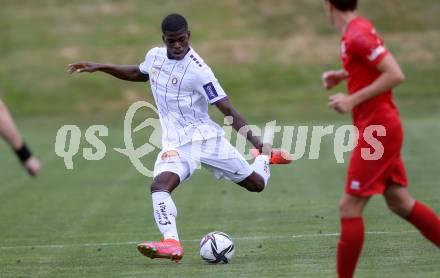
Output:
[
  {"xmin": 151, "ymin": 191, "xmax": 179, "ymax": 241},
  {"xmin": 251, "ymin": 155, "xmax": 270, "ymax": 187}
]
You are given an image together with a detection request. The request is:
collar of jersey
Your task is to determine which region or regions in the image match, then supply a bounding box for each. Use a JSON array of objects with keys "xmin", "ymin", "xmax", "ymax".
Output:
[{"xmin": 166, "ymin": 47, "xmax": 192, "ymax": 62}]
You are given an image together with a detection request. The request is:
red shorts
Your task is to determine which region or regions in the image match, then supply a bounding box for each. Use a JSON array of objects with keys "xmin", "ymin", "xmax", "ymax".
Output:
[{"xmin": 345, "ymin": 122, "xmax": 408, "ymax": 197}]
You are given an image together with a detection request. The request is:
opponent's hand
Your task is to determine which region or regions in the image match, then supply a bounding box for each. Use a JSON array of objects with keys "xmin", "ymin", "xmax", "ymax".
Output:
[
  {"xmin": 68, "ymin": 62, "xmax": 101, "ymax": 74},
  {"xmin": 24, "ymin": 156, "xmax": 41, "ymax": 177},
  {"xmin": 322, "ymin": 70, "xmax": 347, "ymax": 90},
  {"xmin": 328, "ymin": 92, "xmax": 355, "ymax": 114}
]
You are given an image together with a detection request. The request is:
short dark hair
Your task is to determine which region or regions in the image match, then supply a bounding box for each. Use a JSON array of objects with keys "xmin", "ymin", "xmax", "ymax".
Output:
[
  {"xmin": 161, "ymin": 13, "xmax": 188, "ymax": 33},
  {"xmin": 328, "ymin": 0, "xmax": 358, "ymax": 11}
]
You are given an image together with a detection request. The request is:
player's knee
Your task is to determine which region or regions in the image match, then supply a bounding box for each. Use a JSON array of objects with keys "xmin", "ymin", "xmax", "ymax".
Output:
[
  {"xmin": 339, "ymin": 198, "xmax": 350, "ymax": 215},
  {"xmin": 239, "ymin": 173, "xmax": 265, "ymax": 193},
  {"xmin": 251, "ymin": 183, "xmax": 264, "ymax": 193},
  {"xmin": 384, "ymin": 186, "xmax": 414, "ymax": 217},
  {"xmin": 250, "ymin": 176, "xmax": 265, "ymax": 193},
  {"xmin": 243, "ymin": 180, "xmax": 265, "ymax": 193},
  {"xmin": 338, "ymin": 198, "xmax": 361, "ymax": 217},
  {"xmin": 150, "ymin": 172, "xmax": 180, "ymax": 193},
  {"xmin": 150, "ymin": 181, "xmax": 168, "ymax": 193}
]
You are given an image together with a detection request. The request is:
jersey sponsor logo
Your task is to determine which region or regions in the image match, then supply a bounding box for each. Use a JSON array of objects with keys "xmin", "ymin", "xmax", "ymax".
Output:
[
  {"xmin": 203, "ymin": 82, "xmax": 218, "ymax": 100},
  {"xmin": 350, "ymin": 180, "xmax": 361, "ymax": 190},
  {"xmin": 367, "ymin": 46, "xmax": 386, "ymax": 61}
]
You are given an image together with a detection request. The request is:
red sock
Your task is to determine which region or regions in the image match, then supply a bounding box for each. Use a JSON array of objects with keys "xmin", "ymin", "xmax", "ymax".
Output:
[
  {"xmin": 337, "ymin": 217, "xmax": 364, "ymax": 278},
  {"xmin": 407, "ymin": 201, "xmax": 440, "ymax": 247}
]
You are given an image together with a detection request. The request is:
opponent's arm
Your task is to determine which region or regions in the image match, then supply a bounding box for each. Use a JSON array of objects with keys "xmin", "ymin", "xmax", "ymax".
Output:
[
  {"xmin": 215, "ymin": 98, "xmax": 270, "ymax": 154},
  {"xmin": 68, "ymin": 62, "xmax": 149, "ymax": 82},
  {"xmin": 329, "ymin": 54, "xmax": 405, "ymax": 113},
  {"xmin": 0, "ymin": 98, "xmax": 41, "ymax": 176},
  {"xmin": 349, "ymin": 54, "xmax": 405, "ymax": 106}
]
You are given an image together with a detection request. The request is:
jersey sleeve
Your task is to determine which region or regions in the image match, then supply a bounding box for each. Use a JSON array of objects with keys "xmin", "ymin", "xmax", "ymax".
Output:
[
  {"xmin": 138, "ymin": 48, "xmax": 156, "ymax": 75},
  {"xmin": 350, "ymin": 30, "xmax": 389, "ymax": 67},
  {"xmin": 195, "ymin": 67, "xmax": 228, "ymax": 105}
]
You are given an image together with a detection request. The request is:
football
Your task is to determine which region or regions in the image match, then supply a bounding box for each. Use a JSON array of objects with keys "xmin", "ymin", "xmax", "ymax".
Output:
[{"xmin": 199, "ymin": 231, "xmax": 235, "ymax": 264}]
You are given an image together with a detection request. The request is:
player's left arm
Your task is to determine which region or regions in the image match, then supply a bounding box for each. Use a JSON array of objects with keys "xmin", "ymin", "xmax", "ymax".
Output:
[
  {"xmin": 215, "ymin": 99, "xmax": 269, "ymax": 153},
  {"xmin": 0, "ymin": 98, "xmax": 41, "ymax": 176}
]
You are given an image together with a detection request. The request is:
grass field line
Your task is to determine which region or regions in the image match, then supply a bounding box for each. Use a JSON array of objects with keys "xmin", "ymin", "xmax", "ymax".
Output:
[{"xmin": 0, "ymin": 230, "xmax": 417, "ymax": 250}]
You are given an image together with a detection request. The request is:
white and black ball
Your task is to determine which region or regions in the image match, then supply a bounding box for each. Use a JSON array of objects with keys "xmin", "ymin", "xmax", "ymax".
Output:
[{"xmin": 199, "ymin": 231, "xmax": 235, "ymax": 264}]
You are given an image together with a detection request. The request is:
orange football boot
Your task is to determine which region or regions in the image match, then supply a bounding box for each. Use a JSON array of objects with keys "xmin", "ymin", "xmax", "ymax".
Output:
[
  {"xmin": 251, "ymin": 148, "xmax": 293, "ymax": 164},
  {"xmin": 137, "ymin": 238, "xmax": 184, "ymax": 262}
]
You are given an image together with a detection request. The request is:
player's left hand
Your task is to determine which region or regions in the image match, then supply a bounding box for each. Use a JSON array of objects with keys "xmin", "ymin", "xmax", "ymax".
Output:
[
  {"xmin": 24, "ymin": 156, "xmax": 41, "ymax": 177},
  {"xmin": 328, "ymin": 92, "xmax": 355, "ymax": 114}
]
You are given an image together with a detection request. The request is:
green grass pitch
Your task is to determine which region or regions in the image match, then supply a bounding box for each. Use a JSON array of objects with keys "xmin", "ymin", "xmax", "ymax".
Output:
[{"xmin": 0, "ymin": 117, "xmax": 439, "ymax": 277}]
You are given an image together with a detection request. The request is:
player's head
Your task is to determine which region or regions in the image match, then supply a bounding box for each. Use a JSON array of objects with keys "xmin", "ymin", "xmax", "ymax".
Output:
[
  {"xmin": 325, "ymin": 0, "xmax": 358, "ymax": 12},
  {"xmin": 323, "ymin": 0, "xmax": 358, "ymax": 27},
  {"xmin": 161, "ymin": 13, "xmax": 191, "ymax": 60}
]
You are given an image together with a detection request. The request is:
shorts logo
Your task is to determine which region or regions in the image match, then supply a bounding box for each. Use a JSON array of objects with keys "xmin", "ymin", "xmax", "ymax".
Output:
[
  {"xmin": 351, "ymin": 180, "xmax": 361, "ymax": 190},
  {"xmin": 203, "ymin": 82, "xmax": 218, "ymax": 100},
  {"xmin": 161, "ymin": 150, "xmax": 179, "ymax": 160}
]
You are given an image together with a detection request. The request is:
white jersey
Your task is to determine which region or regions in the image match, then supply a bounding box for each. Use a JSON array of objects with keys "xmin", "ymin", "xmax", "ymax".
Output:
[{"xmin": 139, "ymin": 47, "xmax": 227, "ymax": 148}]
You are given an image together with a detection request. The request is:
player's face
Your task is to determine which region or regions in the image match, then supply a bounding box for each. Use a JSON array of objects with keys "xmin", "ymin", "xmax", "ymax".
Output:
[{"xmin": 163, "ymin": 29, "xmax": 190, "ymax": 60}]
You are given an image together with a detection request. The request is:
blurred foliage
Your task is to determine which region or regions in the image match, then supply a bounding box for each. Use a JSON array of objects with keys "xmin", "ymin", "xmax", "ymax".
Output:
[{"xmin": 0, "ymin": 0, "xmax": 439, "ymax": 122}]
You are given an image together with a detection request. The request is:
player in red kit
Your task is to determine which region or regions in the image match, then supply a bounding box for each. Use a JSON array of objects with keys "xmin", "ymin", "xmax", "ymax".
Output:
[{"xmin": 322, "ymin": 1, "xmax": 440, "ymax": 277}]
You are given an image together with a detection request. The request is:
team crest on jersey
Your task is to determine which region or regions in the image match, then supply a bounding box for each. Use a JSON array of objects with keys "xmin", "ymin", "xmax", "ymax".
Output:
[{"xmin": 171, "ymin": 75, "xmax": 180, "ymax": 87}]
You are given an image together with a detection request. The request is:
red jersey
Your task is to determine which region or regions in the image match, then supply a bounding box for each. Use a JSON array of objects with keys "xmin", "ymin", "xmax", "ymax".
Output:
[{"xmin": 341, "ymin": 17, "xmax": 400, "ymax": 127}]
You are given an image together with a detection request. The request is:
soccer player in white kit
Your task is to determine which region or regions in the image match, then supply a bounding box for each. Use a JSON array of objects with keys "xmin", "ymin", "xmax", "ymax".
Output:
[{"xmin": 68, "ymin": 14, "xmax": 290, "ymax": 262}]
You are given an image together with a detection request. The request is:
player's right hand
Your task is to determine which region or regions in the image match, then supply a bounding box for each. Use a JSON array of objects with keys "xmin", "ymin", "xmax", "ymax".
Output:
[
  {"xmin": 68, "ymin": 62, "xmax": 100, "ymax": 74},
  {"xmin": 322, "ymin": 70, "xmax": 347, "ymax": 90},
  {"xmin": 24, "ymin": 156, "xmax": 41, "ymax": 177},
  {"xmin": 251, "ymin": 148, "xmax": 293, "ymax": 165}
]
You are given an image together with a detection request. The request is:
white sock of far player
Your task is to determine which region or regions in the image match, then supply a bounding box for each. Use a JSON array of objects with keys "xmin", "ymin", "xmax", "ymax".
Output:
[
  {"xmin": 251, "ymin": 155, "xmax": 270, "ymax": 187},
  {"xmin": 151, "ymin": 191, "xmax": 179, "ymax": 241}
]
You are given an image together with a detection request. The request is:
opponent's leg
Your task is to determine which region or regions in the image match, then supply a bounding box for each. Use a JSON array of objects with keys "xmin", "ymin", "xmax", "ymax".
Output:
[
  {"xmin": 384, "ymin": 184, "xmax": 440, "ymax": 247},
  {"xmin": 337, "ymin": 194, "xmax": 370, "ymax": 278},
  {"xmin": 137, "ymin": 172, "xmax": 184, "ymax": 261}
]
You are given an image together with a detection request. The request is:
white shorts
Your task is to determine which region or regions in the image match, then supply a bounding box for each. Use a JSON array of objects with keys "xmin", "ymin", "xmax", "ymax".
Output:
[{"xmin": 153, "ymin": 137, "xmax": 253, "ymax": 183}]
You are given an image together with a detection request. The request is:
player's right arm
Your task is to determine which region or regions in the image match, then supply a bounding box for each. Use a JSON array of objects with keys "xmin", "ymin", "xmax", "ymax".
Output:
[
  {"xmin": 68, "ymin": 62, "xmax": 149, "ymax": 82},
  {"xmin": 322, "ymin": 69, "xmax": 348, "ymax": 90}
]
